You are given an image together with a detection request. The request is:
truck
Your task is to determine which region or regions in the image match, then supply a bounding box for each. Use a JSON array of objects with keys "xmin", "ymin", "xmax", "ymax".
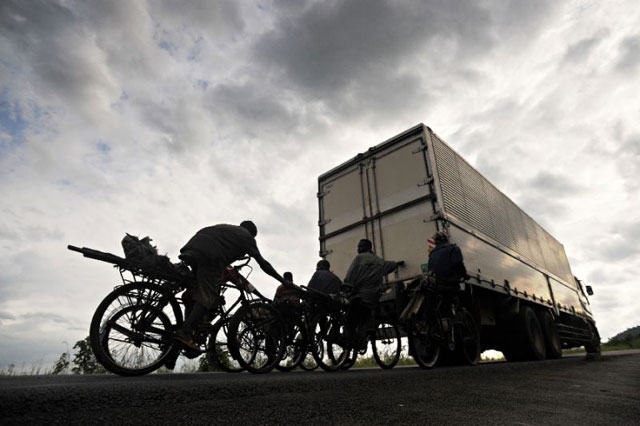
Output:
[{"xmin": 317, "ymin": 124, "xmax": 600, "ymax": 361}]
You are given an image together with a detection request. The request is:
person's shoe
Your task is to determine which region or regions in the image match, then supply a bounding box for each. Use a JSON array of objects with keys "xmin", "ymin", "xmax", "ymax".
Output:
[{"xmin": 173, "ymin": 330, "xmax": 201, "ymax": 351}]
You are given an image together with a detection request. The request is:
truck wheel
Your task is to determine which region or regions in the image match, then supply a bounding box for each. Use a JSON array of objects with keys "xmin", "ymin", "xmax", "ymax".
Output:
[
  {"xmin": 537, "ymin": 311, "xmax": 562, "ymax": 359},
  {"xmin": 503, "ymin": 306, "xmax": 546, "ymax": 361},
  {"xmin": 584, "ymin": 322, "xmax": 601, "ymax": 354}
]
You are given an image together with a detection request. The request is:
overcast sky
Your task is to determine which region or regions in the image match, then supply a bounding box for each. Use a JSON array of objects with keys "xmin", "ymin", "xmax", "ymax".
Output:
[{"xmin": 1, "ymin": 0, "xmax": 639, "ymax": 369}]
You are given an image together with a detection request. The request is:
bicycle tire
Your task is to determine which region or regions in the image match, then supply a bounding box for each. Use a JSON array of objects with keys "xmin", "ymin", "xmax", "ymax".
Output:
[
  {"xmin": 372, "ymin": 322, "xmax": 401, "ymax": 369},
  {"xmin": 456, "ymin": 310, "xmax": 481, "ymax": 365},
  {"xmin": 276, "ymin": 318, "xmax": 307, "ymax": 372},
  {"xmin": 339, "ymin": 349, "xmax": 357, "ymax": 370},
  {"xmin": 409, "ymin": 326, "xmax": 440, "ymax": 369},
  {"xmin": 207, "ymin": 318, "xmax": 244, "ymax": 373},
  {"xmin": 311, "ymin": 313, "xmax": 348, "ymax": 372},
  {"xmin": 228, "ymin": 302, "xmax": 285, "ymax": 374},
  {"xmin": 89, "ymin": 283, "xmax": 181, "ymax": 376}
]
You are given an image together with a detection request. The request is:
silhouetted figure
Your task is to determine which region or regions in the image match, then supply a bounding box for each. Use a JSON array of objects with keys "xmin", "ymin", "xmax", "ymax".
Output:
[
  {"xmin": 307, "ymin": 260, "xmax": 342, "ymax": 295},
  {"xmin": 343, "ymin": 239, "xmax": 404, "ymax": 347},
  {"xmin": 428, "ymin": 231, "xmax": 468, "ymax": 289},
  {"xmin": 275, "ymin": 271, "xmax": 301, "ymax": 304},
  {"xmin": 427, "ymin": 231, "xmax": 468, "ymax": 328},
  {"xmin": 176, "ymin": 221, "xmax": 289, "ymax": 350}
]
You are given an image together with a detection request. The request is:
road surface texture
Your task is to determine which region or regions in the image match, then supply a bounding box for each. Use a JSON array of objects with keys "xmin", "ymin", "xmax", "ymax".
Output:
[{"xmin": 1, "ymin": 352, "xmax": 639, "ymax": 425}]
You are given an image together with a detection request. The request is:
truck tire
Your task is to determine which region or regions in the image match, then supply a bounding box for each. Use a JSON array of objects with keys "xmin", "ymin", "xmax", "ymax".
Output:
[
  {"xmin": 584, "ymin": 322, "xmax": 601, "ymax": 354},
  {"xmin": 503, "ymin": 306, "xmax": 546, "ymax": 361},
  {"xmin": 537, "ymin": 311, "xmax": 562, "ymax": 359}
]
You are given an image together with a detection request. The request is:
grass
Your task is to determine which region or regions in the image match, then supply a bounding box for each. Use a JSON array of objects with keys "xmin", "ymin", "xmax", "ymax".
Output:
[
  {"xmin": 564, "ymin": 336, "xmax": 640, "ymax": 355},
  {"xmin": 0, "ymin": 361, "xmax": 52, "ymax": 376}
]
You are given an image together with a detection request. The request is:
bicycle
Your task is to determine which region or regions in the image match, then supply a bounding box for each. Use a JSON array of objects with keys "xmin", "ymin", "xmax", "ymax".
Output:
[
  {"xmin": 69, "ymin": 245, "xmax": 277, "ymax": 376},
  {"xmin": 337, "ymin": 292, "xmax": 402, "ymax": 370},
  {"xmin": 400, "ymin": 273, "xmax": 480, "ymax": 368}
]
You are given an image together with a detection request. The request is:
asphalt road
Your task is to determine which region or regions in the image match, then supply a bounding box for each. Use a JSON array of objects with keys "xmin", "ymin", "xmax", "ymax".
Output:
[{"xmin": 1, "ymin": 351, "xmax": 639, "ymax": 425}]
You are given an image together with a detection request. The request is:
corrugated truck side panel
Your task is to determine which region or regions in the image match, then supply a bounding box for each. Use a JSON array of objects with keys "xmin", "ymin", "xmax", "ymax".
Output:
[{"xmin": 426, "ymin": 129, "xmax": 586, "ymax": 317}]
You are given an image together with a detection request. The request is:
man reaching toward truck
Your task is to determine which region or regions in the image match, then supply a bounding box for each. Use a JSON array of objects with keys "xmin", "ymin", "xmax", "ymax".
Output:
[
  {"xmin": 343, "ymin": 239, "xmax": 404, "ymax": 348},
  {"xmin": 176, "ymin": 221, "xmax": 290, "ymax": 350}
]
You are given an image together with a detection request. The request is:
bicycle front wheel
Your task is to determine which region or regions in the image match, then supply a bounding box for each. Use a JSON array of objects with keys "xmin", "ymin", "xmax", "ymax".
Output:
[
  {"xmin": 228, "ymin": 302, "xmax": 285, "ymax": 374},
  {"xmin": 372, "ymin": 322, "xmax": 401, "ymax": 369},
  {"xmin": 276, "ymin": 318, "xmax": 307, "ymax": 372}
]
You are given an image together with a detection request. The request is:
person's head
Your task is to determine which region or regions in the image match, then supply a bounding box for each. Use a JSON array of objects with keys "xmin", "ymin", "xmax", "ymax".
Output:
[
  {"xmin": 316, "ymin": 259, "xmax": 330, "ymax": 271},
  {"xmin": 357, "ymin": 239, "xmax": 373, "ymax": 254},
  {"xmin": 283, "ymin": 271, "xmax": 293, "ymax": 281},
  {"xmin": 240, "ymin": 220, "xmax": 258, "ymax": 237},
  {"xmin": 433, "ymin": 231, "xmax": 448, "ymax": 245}
]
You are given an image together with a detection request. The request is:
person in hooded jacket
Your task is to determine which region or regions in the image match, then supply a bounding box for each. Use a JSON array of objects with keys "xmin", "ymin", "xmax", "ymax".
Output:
[
  {"xmin": 428, "ymin": 231, "xmax": 467, "ymax": 289},
  {"xmin": 343, "ymin": 239, "xmax": 404, "ymax": 348}
]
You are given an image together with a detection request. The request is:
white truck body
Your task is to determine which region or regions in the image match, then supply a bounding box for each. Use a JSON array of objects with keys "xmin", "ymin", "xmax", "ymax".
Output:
[{"xmin": 318, "ymin": 124, "xmax": 596, "ymax": 350}]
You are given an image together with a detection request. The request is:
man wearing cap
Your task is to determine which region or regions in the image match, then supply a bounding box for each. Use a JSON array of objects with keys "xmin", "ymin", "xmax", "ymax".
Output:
[
  {"xmin": 428, "ymin": 231, "xmax": 467, "ymax": 289},
  {"xmin": 343, "ymin": 239, "xmax": 404, "ymax": 348},
  {"xmin": 176, "ymin": 221, "xmax": 290, "ymax": 349}
]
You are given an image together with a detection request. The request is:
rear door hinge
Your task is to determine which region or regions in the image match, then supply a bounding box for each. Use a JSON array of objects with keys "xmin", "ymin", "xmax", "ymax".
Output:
[
  {"xmin": 417, "ymin": 176, "xmax": 434, "ymax": 187},
  {"xmin": 412, "ymin": 145, "xmax": 427, "ymax": 154}
]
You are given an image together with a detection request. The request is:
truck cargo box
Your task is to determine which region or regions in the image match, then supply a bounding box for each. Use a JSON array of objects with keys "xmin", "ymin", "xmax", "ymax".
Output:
[{"xmin": 318, "ymin": 124, "xmax": 594, "ymax": 326}]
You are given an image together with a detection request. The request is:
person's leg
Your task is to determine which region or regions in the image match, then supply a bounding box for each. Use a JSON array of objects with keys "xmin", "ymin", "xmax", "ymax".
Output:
[{"xmin": 175, "ymin": 263, "xmax": 221, "ymax": 350}]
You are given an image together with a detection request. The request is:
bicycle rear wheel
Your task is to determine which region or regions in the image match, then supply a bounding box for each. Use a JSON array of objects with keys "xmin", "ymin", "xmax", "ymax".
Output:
[
  {"xmin": 339, "ymin": 349, "xmax": 358, "ymax": 370},
  {"xmin": 228, "ymin": 302, "xmax": 285, "ymax": 374},
  {"xmin": 207, "ymin": 318, "xmax": 244, "ymax": 373},
  {"xmin": 372, "ymin": 322, "xmax": 401, "ymax": 369},
  {"xmin": 89, "ymin": 283, "xmax": 181, "ymax": 376},
  {"xmin": 311, "ymin": 313, "xmax": 348, "ymax": 372},
  {"xmin": 409, "ymin": 323, "xmax": 440, "ymax": 369},
  {"xmin": 455, "ymin": 310, "xmax": 480, "ymax": 366}
]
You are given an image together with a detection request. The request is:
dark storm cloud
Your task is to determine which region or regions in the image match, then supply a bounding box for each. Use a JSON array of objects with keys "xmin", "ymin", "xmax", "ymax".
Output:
[
  {"xmin": 149, "ymin": 0, "xmax": 245, "ymax": 39},
  {"xmin": 253, "ymin": 0, "xmax": 528, "ymax": 120},
  {"xmin": 561, "ymin": 29, "xmax": 609, "ymax": 65},
  {"xmin": 207, "ymin": 82, "xmax": 296, "ymax": 137},
  {"xmin": 528, "ymin": 171, "xmax": 584, "ymax": 196},
  {"xmin": 255, "ymin": 0, "xmax": 492, "ymax": 88},
  {"xmin": 612, "ymin": 221, "xmax": 640, "ymax": 240},
  {"xmin": 512, "ymin": 172, "xmax": 584, "ymax": 231},
  {"xmin": 615, "ymin": 35, "xmax": 640, "ymax": 73},
  {"xmin": 587, "ymin": 221, "xmax": 640, "ymax": 263},
  {"xmin": 254, "ymin": 0, "xmax": 555, "ymax": 92},
  {"xmin": 0, "ymin": 311, "xmax": 16, "ymax": 320},
  {"xmin": 0, "ymin": 0, "xmax": 117, "ymax": 115},
  {"xmin": 598, "ymin": 238, "xmax": 640, "ymax": 262}
]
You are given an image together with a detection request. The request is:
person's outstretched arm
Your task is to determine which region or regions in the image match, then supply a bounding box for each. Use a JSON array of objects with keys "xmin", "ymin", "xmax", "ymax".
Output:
[
  {"xmin": 253, "ymin": 252, "xmax": 287, "ymax": 284},
  {"xmin": 382, "ymin": 260, "xmax": 404, "ymax": 275}
]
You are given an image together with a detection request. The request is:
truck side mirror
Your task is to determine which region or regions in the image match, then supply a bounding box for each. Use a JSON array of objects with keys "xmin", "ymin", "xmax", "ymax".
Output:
[{"xmin": 586, "ymin": 285, "xmax": 594, "ymax": 296}]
